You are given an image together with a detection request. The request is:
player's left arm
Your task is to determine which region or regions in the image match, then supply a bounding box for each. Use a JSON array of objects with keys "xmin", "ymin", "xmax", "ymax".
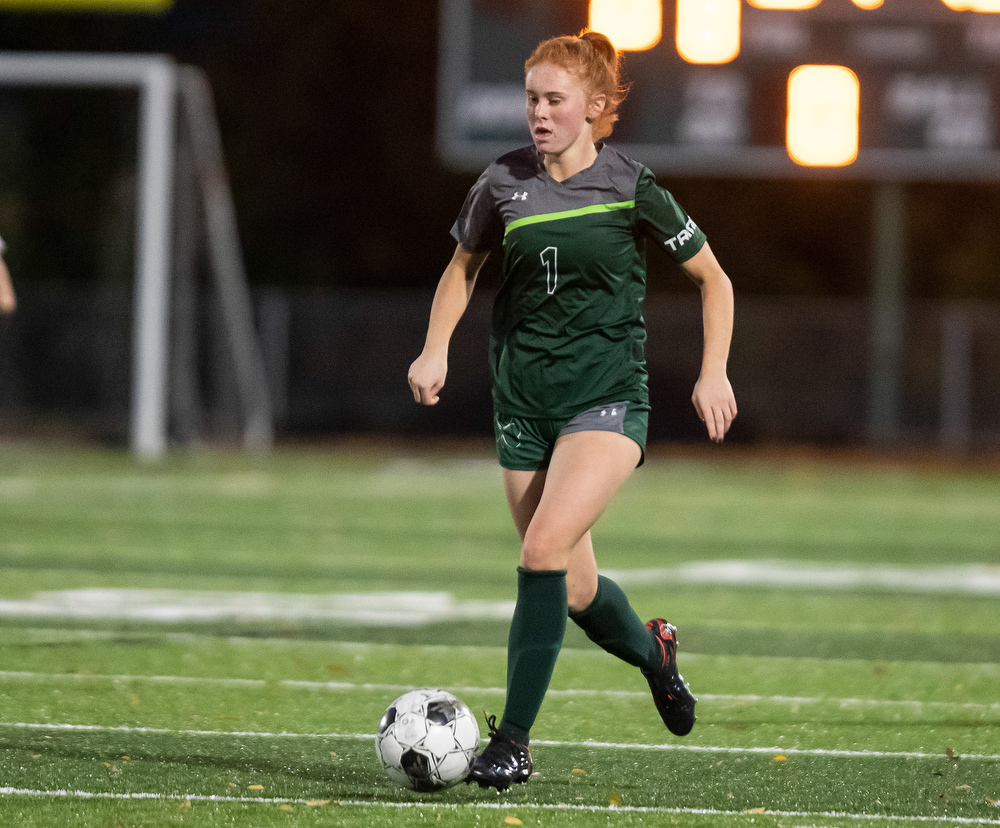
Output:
[{"xmin": 680, "ymin": 243, "xmax": 737, "ymax": 443}]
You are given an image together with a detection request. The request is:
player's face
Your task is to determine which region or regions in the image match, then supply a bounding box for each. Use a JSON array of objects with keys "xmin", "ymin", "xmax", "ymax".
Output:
[{"xmin": 525, "ymin": 63, "xmax": 601, "ymax": 158}]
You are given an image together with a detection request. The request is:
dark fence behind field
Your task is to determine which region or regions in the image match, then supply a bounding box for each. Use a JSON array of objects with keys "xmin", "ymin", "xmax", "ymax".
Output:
[{"xmin": 1, "ymin": 283, "xmax": 998, "ymax": 452}]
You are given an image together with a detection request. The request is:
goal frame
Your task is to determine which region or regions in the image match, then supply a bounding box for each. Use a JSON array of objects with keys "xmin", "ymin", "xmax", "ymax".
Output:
[{"xmin": 0, "ymin": 51, "xmax": 271, "ymax": 459}]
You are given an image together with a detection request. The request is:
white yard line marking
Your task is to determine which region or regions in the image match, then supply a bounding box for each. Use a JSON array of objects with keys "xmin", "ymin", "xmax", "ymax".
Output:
[
  {"xmin": 1, "ymin": 670, "xmax": 996, "ymax": 713},
  {"xmin": 0, "ymin": 589, "xmax": 515, "ymax": 626},
  {"xmin": 0, "ymin": 787, "xmax": 997, "ymax": 824},
  {"xmin": 605, "ymin": 561, "xmax": 1000, "ymax": 596},
  {"xmin": 2, "ymin": 721, "xmax": 998, "ymax": 762},
  {"xmin": 0, "ymin": 559, "xmax": 998, "ymax": 628},
  {"xmin": 2, "ymin": 721, "xmax": 331, "ymax": 738},
  {"xmin": 526, "ymin": 738, "xmax": 1000, "ymax": 762},
  {"xmin": 343, "ymin": 800, "xmax": 1000, "ymax": 825}
]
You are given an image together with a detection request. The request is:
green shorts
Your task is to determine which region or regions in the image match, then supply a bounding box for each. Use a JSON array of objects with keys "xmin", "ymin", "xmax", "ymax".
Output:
[{"xmin": 494, "ymin": 401, "xmax": 649, "ymax": 471}]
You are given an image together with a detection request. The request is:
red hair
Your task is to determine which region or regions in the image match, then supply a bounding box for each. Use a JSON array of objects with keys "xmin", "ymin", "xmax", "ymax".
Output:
[{"xmin": 525, "ymin": 31, "xmax": 628, "ymax": 141}]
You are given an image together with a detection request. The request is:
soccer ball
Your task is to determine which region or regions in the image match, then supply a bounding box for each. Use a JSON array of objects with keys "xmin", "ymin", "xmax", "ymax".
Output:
[{"xmin": 375, "ymin": 688, "xmax": 480, "ymax": 791}]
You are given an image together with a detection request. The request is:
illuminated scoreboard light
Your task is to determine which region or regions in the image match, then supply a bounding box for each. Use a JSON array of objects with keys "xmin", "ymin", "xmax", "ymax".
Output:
[{"xmin": 437, "ymin": 0, "xmax": 1000, "ymax": 179}]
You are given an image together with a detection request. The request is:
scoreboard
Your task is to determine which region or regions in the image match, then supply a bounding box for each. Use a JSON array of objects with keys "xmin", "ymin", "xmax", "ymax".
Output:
[{"xmin": 437, "ymin": 0, "xmax": 1000, "ymax": 179}]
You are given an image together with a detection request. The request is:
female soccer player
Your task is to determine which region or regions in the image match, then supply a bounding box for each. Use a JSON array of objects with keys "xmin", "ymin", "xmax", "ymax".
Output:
[{"xmin": 408, "ymin": 31, "xmax": 736, "ymax": 791}]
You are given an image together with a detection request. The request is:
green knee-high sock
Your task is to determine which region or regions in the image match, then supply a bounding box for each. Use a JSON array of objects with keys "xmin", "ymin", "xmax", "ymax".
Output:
[
  {"xmin": 568, "ymin": 575, "xmax": 658, "ymax": 670},
  {"xmin": 498, "ymin": 567, "xmax": 567, "ymax": 745}
]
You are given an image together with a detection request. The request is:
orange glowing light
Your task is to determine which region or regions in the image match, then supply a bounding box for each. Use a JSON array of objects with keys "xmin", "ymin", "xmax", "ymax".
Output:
[
  {"xmin": 747, "ymin": 0, "xmax": 821, "ymax": 9},
  {"xmin": 675, "ymin": 0, "xmax": 741, "ymax": 64},
  {"xmin": 786, "ymin": 65, "xmax": 860, "ymax": 167},
  {"xmin": 851, "ymin": 0, "xmax": 884, "ymax": 8},
  {"xmin": 939, "ymin": 0, "xmax": 1000, "ymax": 10},
  {"xmin": 589, "ymin": 0, "xmax": 663, "ymax": 51}
]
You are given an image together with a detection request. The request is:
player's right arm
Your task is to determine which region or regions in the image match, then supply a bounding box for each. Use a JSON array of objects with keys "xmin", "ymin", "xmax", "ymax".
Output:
[
  {"xmin": 408, "ymin": 244, "xmax": 489, "ymax": 406},
  {"xmin": 0, "ymin": 238, "xmax": 14, "ymax": 315},
  {"xmin": 0, "ymin": 260, "xmax": 14, "ymax": 314}
]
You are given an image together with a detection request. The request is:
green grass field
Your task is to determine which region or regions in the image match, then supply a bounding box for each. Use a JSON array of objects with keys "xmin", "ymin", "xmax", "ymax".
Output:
[{"xmin": 0, "ymin": 442, "xmax": 998, "ymax": 827}]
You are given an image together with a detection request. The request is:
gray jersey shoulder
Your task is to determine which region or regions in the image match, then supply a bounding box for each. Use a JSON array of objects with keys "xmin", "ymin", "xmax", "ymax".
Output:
[{"xmin": 487, "ymin": 145, "xmax": 646, "ymax": 228}]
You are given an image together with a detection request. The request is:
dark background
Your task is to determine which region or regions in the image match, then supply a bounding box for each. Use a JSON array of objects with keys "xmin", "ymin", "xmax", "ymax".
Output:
[
  {"xmin": 1, "ymin": 2, "xmax": 1000, "ymax": 450},
  {"xmin": 2, "ymin": 0, "xmax": 999, "ymax": 301}
]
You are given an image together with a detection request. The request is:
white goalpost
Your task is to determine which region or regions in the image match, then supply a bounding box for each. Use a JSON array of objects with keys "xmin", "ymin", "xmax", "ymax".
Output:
[{"xmin": 0, "ymin": 51, "xmax": 272, "ymax": 460}]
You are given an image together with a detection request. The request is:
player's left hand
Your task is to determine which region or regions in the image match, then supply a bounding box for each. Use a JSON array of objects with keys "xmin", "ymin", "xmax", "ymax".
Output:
[
  {"xmin": 692, "ymin": 373, "xmax": 737, "ymax": 443},
  {"xmin": 408, "ymin": 351, "xmax": 448, "ymax": 406}
]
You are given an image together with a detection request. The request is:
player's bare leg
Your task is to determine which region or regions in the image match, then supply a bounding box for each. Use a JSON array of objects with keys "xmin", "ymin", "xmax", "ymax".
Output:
[
  {"xmin": 503, "ymin": 466, "xmax": 605, "ymax": 613},
  {"xmin": 517, "ymin": 429, "xmax": 640, "ymax": 582},
  {"xmin": 468, "ymin": 431, "xmax": 641, "ymax": 791},
  {"xmin": 506, "ymin": 432, "xmax": 695, "ymax": 737}
]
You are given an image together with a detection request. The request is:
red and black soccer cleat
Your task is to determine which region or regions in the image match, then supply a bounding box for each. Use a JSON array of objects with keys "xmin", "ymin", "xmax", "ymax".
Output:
[{"xmin": 642, "ymin": 619, "xmax": 697, "ymax": 736}]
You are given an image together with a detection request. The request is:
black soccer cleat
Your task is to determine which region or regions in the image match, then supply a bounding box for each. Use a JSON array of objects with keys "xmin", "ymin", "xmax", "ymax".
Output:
[
  {"xmin": 465, "ymin": 714, "xmax": 532, "ymax": 792},
  {"xmin": 642, "ymin": 619, "xmax": 697, "ymax": 736}
]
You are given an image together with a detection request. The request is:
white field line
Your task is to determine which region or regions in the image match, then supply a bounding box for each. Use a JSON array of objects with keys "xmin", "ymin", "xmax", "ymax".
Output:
[
  {"xmin": 3, "ymin": 721, "xmax": 999, "ymax": 763},
  {"xmin": 1, "ymin": 559, "xmax": 999, "ymax": 629},
  {"xmin": 1, "ymin": 670, "xmax": 997, "ymax": 714},
  {"xmin": 0, "ymin": 787, "xmax": 997, "ymax": 825},
  {"xmin": 0, "ymin": 588, "xmax": 516, "ymax": 626},
  {"xmin": 605, "ymin": 562, "xmax": 1000, "ymax": 596}
]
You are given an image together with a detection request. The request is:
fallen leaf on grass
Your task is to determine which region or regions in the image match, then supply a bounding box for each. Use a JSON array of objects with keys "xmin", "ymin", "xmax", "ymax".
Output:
[
  {"xmin": 946, "ymin": 748, "xmax": 958, "ymax": 762},
  {"xmin": 248, "ymin": 785, "xmax": 264, "ymax": 791},
  {"xmin": 956, "ymin": 785, "xmax": 971, "ymax": 790},
  {"xmin": 305, "ymin": 800, "xmax": 333, "ymax": 807},
  {"xmin": 279, "ymin": 805, "xmax": 293, "ymax": 812},
  {"xmin": 571, "ymin": 768, "xmax": 586, "ymax": 774},
  {"xmin": 773, "ymin": 756, "xmax": 787, "ymax": 761},
  {"xmin": 746, "ymin": 808, "xmax": 766, "ymax": 814},
  {"xmin": 504, "ymin": 818, "xmax": 523, "ymax": 825}
]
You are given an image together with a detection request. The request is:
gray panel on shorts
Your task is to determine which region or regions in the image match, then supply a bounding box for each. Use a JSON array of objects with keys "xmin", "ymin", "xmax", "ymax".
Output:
[{"xmin": 558, "ymin": 401, "xmax": 628, "ymax": 437}]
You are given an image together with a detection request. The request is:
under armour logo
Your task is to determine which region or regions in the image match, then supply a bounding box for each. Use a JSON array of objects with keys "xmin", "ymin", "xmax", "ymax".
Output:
[
  {"xmin": 496, "ymin": 418, "xmax": 522, "ymax": 448},
  {"xmin": 512, "ymin": 191, "xmax": 529, "ymax": 201}
]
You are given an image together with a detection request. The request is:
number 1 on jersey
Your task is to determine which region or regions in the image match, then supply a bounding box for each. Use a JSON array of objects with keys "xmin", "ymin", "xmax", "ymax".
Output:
[{"xmin": 540, "ymin": 246, "xmax": 558, "ymax": 295}]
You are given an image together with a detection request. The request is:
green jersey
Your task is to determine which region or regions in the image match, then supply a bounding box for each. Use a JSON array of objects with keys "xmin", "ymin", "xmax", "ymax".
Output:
[{"xmin": 451, "ymin": 144, "xmax": 706, "ymax": 420}]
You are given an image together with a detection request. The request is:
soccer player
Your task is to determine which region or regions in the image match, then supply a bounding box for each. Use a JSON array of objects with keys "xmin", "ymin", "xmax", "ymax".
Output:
[
  {"xmin": 0, "ymin": 235, "xmax": 15, "ymax": 315},
  {"xmin": 408, "ymin": 31, "xmax": 736, "ymax": 791}
]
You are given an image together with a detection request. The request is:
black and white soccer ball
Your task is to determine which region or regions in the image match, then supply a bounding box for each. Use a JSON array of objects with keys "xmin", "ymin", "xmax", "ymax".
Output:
[{"xmin": 375, "ymin": 688, "xmax": 480, "ymax": 791}]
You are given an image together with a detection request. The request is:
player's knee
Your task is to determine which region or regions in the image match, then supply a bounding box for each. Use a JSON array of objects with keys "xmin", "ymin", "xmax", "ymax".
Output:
[{"xmin": 520, "ymin": 527, "xmax": 570, "ymax": 571}]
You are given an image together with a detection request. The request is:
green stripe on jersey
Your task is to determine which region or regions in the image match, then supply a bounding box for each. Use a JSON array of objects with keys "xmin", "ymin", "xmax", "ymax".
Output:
[{"xmin": 503, "ymin": 200, "xmax": 635, "ymax": 239}]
